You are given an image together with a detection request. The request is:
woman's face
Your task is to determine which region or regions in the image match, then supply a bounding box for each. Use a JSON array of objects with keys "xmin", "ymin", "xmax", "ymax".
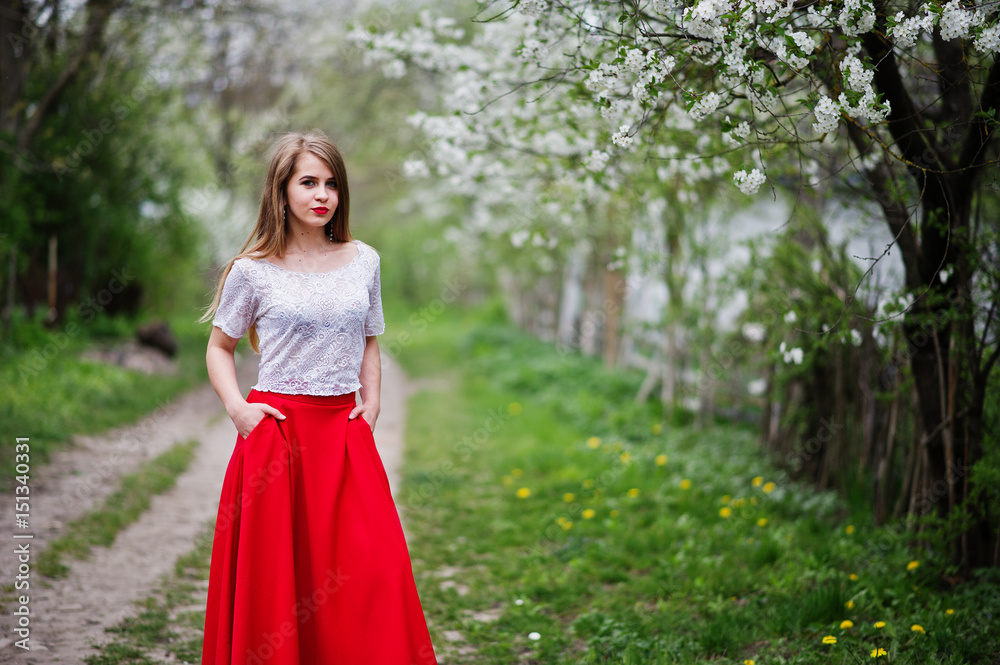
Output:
[{"xmin": 284, "ymin": 151, "xmax": 338, "ymax": 232}]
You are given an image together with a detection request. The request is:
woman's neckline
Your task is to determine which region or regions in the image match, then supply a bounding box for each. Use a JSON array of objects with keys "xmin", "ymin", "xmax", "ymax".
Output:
[{"xmin": 258, "ymin": 240, "xmax": 362, "ymax": 275}]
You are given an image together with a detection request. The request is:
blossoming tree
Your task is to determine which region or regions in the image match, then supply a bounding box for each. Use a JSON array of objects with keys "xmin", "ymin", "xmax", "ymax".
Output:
[{"xmin": 354, "ymin": 0, "xmax": 1000, "ymax": 568}]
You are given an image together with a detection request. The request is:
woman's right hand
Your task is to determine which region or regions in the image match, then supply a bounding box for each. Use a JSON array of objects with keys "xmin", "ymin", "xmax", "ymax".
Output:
[{"xmin": 229, "ymin": 401, "xmax": 287, "ymax": 439}]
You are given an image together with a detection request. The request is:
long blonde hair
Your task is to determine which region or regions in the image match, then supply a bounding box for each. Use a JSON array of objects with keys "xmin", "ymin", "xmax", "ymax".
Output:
[{"xmin": 198, "ymin": 130, "xmax": 352, "ymax": 352}]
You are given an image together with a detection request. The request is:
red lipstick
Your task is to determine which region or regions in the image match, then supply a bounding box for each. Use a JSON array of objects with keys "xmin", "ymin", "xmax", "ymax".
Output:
[{"xmin": 312, "ymin": 207, "xmax": 329, "ymax": 215}]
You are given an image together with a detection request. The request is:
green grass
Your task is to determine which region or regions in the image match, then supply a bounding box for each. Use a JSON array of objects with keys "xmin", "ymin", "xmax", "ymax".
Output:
[
  {"xmin": 389, "ymin": 306, "xmax": 1000, "ymax": 665},
  {"xmin": 82, "ymin": 522, "xmax": 214, "ymax": 664},
  {"xmin": 36, "ymin": 439, "xmax": 200, "ymax": 578},
  {"xmin": 0, "ymin": 310, "xmax": 212, "ymax": 489}
]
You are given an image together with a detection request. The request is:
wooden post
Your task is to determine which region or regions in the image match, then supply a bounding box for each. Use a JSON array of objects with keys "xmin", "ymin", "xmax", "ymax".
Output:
[
  {"xmin": 2, "ymin": 242, "xmax": 14, "ymax": 337},
  {"xmin": 47, "ymin": 235, "xmax": 58, "ymax": 324}
]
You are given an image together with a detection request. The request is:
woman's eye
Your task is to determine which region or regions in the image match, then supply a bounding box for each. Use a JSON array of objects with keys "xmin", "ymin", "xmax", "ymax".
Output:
[
  {"xmin": 302, "ymin": 179, "xmax": 315, "ymax": 186},
  {"xmin": 327, "ymin": 181, "xmax": 337, "ymax": 188}
]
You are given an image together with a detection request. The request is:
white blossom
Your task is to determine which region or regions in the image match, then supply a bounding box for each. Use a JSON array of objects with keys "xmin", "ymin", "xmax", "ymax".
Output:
[
  {"xmin": 689, "ymin": 91, "xmax": 722, "ymax": 121},
  {"xmin": 939, "ymin": 0, "xmax": 984, "ymax": 41},
  {"xmin": 742, "ymin": 322, "xmax": 766, "ymax": 342},
  {"xmin": 510, "ymin": 229, "xmax": 531, "ymax": 248},
  {"xmin": 733, "ymin": 168, "xmax": 766, "ymax": 195},
  {"xmin": 783, "ymin": 346, "xmax": 805, "ymax": 364},
  {"xmin": 790, "ymin": 31, "xmax": 819, "ymax": 54},
  {"xmin": 975, "ymin": 23, "xmax": 1000, "ymax": 52},
  {"xmin": 812, "ymin": 96, "xmax": 841, "ymax": 134},
  {"xmin": 381, "ymin": 59, "xmax": 406, "ymax": 79},
  {"xmin": 611, "ymin": 125, "xmax": 634, "ymax": 148},
  {"xmin": 889, "ymin": 9, "xmax": 935, "ymax": 49},
  {"xmin": 784, "ymin": 310, "xmax": 798, "ymax": 324},
  {"xmin": 839, "ymin": 0, "xmax": 876, "ymax": 37},
  {"xmin": 623, "ymin": 48, "xmax": 646, "ymax": 73},
  {"xmin": 584, "ymin": 150, "xmax": 610, "ymax": 172},
  {"xmin": 401, "ymin": 159, "xmax": 430, "ymax": 178},
  {"xmin": 517, "ymin": 0, "xmax": 546, "ymax": 17}
]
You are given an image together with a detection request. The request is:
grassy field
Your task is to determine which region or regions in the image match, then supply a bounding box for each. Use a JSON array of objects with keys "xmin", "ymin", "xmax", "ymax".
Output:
[
  {"xmin": 0, "ymin": 311, "xmax": 213, "ymax": 487},
  {"xmin": 27, "ymin": 302, "xmax": 998, "ymax": 664},
  {"xmin": 388, "ymin": 304, "xmax": 1000, "ymax": 665},
  {"xmin": 36, "ymin": 439, "xmax": 199, "ymax": 579}
]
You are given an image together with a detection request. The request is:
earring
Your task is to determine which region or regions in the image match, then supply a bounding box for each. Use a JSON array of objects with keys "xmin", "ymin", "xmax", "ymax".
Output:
[
  {"xmin": 283, "ymin": 206, "xmax": 287, "ymax": 223},
  {"xmin": 327, "ymin": 221, "xmax": 334, "ymax": 243}
]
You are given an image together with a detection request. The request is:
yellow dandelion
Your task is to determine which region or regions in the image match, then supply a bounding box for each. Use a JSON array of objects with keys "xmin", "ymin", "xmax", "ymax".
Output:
[
  {"xmin": 757, "ymin": 518, "xmax": 768, "ymax": 527},
  {"xmin": 845, "ymin": 525, "xmax": 855, "ymax": 535},
  {"xmin": 849, "ymin": 574, "xmax": 859, "ymax": 581},
  {"xmin": 561, "ymin": 520, "xmax": 573, "ymax": 530},
  {"xmin": 620, "ymin": 452, "xmax": 631, "ymax": 463},
  {"xmin": 945, "ymin": 608, "xmax": 954, "ymax": 615},
  {"xmin": 871, "ymin": 648, "xmax": 887, "ymax": 658},
  {"xmin": 733, "ymin": 498, "xmax": 747, "ymax": 508},
  {"xmin": 874, "ymin": 621, "xmax": 886, "ymax": 629},
  {"xmin": 845, "ymin": 600, "xmax": 854, "ymax": 610},
  {"xmin": 587, "ymin": 437, "xmax": 601, "ymax": 449},
  {"xmin": 744, "ymin": 660, "xmax": 755, "ymax": 665},
  {"xmin": 556, "ymin": 517, "xmax": 567, "ymax": 525},
  {"xmin": 719, "ymin": 507, "xmax": 732, "ymax": 518},
  {"xmin": 752, "ymin": 476, "xmax": 764, "ymax": 487},
  {"xmin": 840, "ymin": 620, "xmax": 854, "ymax": 629},
  {"xmin": 609, "ymin": 509, "xmax": 619, "ymax": 518},
  {"xmin": 907, "ymin": 560, "xmax": 920, "ymax": 571},
  {"xmin": 822, "ymin": 635, "xmax": 837, "ymax": 644},
  {"xmin": 582, "ymin": 479, "xmax": 594, "ymax": 489},
  {"xmin": 655, "ymin": 454, "xmax": 668, "ymax": 466},
  {"xmin": 627, "ymin": 488, "xmax": 640, "ymax": 498},
  {"xmin": 652, "ymin": 423, "xmax": 663, "ymax": 434},
  {"xmin": 763, "ymin": 481, "xmax": 776, "ymax": 493},
  {"xmin": 721, "ymin": 494, "xmax": 732, "ymax": 503},
  {"xmin": 563, "ymin": 492, "xmax": 575, "ymax": 502},
  {"xmin": 512, "ymin": 468, "xmax": 524, "ymax": 478},
  {"xmin": 508, "ymin": 402, "xmax": 522, "ymax": 415},
  {"xmin": 911, "ymin": 624, "xmax": 925, "ymax": 634},
  {"xmin": 582, "ymin": 508, "xmax": 596, "ymax": 519},
  {"xmin": 516, "ymin": 487, "xmax": 531, "ymax": 498},
  {"xmin": 502, "ymin": 475, "xmax": 514, "ymax": 486},
  {"xmin": 750, "ymin": 496, "xmax": 759, "ymax": 506},
  {"xmin": 680, "ymin": 479, "xmax": 692, "ymax": 490}
]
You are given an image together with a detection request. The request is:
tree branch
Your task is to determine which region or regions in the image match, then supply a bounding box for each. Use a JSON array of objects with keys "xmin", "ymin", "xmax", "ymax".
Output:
[{"xmin": 16, "ymin": 0, "xmax": 120, "ymax": 151}]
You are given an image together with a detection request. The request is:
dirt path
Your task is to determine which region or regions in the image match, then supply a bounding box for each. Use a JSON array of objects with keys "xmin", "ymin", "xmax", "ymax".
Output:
[{"xmin": 0, "ymin": 350, "xmax": 412, "ymax": 663}]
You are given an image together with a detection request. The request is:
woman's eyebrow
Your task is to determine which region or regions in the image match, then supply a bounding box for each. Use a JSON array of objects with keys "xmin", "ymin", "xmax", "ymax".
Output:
[{"xmin": 297, "ymin": 174, "xmax": 335, "ymax": 181}]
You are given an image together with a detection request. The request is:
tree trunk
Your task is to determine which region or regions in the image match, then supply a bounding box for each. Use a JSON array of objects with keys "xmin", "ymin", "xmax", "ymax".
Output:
[{"xmin": 903, "ymin": 197, "xmax": 993, "ymax": 569}]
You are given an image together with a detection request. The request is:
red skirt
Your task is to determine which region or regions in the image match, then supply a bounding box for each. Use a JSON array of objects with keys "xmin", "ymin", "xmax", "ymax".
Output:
[{"xmin": 201, "ymin": 389, "xmax": 438, "ymax": 665}]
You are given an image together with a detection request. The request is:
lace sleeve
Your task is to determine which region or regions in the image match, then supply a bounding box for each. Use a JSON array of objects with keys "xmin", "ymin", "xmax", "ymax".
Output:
[
  {"xmin": 212, "ymin": 260, "xmax": 258, "ymax": 339},
  {"xmin": 364, "ymin": 252, "xmax": 385, "ymax": 336}
]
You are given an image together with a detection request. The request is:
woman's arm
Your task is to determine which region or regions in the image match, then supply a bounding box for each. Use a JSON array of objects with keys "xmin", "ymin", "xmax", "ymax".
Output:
[
  {"xmin": 206, "ymin": 326, "xmax": 285, "ymax": 438},
  {"xmin": 350, "ymin": 335, "xmax": 381, "ymax": 430}
]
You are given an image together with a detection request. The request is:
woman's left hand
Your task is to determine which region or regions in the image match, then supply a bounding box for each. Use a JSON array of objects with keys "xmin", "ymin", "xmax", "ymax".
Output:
[{"xmin": 349, "ymin": 402, "xmax": 380, "ymax": 431}]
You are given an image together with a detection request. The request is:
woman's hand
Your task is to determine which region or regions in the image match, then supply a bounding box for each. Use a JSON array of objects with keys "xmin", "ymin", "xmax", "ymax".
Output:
[
  {"xmin": 229, "ymin": 401, "xmax": 286, "ymax": 440},
  {"xmin": 349, "ymin": 401, "xmax": 380, "ymax": 431}
]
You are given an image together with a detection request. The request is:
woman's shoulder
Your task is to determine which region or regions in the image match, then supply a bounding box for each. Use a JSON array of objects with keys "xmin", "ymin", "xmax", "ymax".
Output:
[{"xmin": 354, "ymin": 239, "xmax": 381, "ymax": 262}]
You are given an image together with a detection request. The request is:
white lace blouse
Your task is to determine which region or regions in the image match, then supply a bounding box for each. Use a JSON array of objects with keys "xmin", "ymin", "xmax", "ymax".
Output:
[{"xmin": 212, "ymin": 239, "xmax": 385, "ymax": 396}]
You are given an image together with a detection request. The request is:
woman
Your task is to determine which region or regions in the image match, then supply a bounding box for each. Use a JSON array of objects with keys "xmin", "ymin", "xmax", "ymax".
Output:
[{"xmin": 198, "ymin": 131, "xmax": 438, "ymax": 665}]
